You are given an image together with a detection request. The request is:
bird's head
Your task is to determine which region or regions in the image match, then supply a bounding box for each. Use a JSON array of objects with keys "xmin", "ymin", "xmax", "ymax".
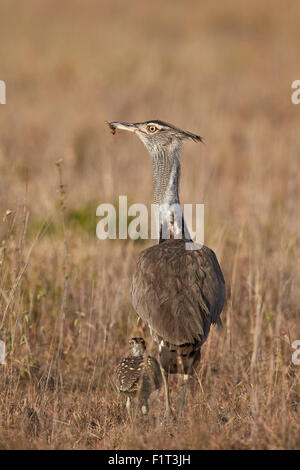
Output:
[
  {"xmin": 129, "ymin": 337, "xmax": 146, "ymax": 356},
  {"xmin": 107, "ymin": 120, "xmax": 203, "ymax": 155}
]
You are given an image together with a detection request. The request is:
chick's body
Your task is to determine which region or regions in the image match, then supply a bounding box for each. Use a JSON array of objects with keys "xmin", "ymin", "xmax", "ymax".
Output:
[{"xmin": 115, "ymin": 337, "xmax": 162, "ymax": 415}]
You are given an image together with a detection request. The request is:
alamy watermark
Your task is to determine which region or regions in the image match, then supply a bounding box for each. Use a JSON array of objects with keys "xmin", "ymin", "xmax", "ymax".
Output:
[
  {"xmin": 291, "ymin": 80, "xmax": 300, "ymax": 104},
  {"xmin": 0, "ymin": 80, "xmax": 6, "ymax": 104},
  {"xmin": 96, "ymin": 196, "xmax": 204, "ymax": 250}
]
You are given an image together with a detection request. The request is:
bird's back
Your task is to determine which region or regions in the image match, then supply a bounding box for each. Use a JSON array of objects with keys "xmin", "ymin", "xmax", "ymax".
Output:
[
  {"xmin": 131, "ymin": 239, "xmax": 225, "ymax": 373},
  {"xmin": 115, "ymin": 354, "xmax": 162, "ymax": 395}
]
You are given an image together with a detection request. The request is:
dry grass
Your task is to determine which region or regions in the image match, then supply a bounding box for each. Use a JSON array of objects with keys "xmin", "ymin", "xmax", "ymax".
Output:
[{"xmin": 0, "ymin": 0, "xmax": 299, "ymax": 449}]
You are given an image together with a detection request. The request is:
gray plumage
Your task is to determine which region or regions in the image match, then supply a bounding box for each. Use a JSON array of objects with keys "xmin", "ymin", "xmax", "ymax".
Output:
[
  {"xmin": 131, "ymin": 239, "xmax": 225, "ymax": 374},
  {"xmin": 108, "ymin": 120, "xmax": 225, "ymax": 416}
]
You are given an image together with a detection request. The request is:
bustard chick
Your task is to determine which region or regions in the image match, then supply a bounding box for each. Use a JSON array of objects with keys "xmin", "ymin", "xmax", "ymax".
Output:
[{"xmin": 115, "ymin": 337, "xmax": 162, "ymax": 415}]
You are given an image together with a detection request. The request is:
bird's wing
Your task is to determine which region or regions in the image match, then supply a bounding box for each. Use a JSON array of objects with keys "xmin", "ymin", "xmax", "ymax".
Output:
[
  {"xmin": 115, "ymin": 356, "xmax": 144, "ymax": 393},
  {"xmin": 131, "ymin": 239, "xmax": 225, "ymax": 346},
  {"xmin": 145, "ymin": 356, "xmax": 162, "ymax": 390}
]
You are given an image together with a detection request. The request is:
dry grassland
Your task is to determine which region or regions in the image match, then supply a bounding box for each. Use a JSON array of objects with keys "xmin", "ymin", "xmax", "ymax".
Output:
[{"xmin": 0, "ymin": 0, "xmax": 299, "ymax": 449}]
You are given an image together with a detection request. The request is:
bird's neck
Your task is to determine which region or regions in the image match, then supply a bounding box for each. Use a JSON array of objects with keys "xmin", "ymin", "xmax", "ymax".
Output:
[
  {"xmin": 152, "ymin": 148, "xmax": 180, "ymax": 206},
  {"xmin": 151, "ymin": 148, "xmax": 191, "ymax": 241},
  {"xmin": 132, "ymin": 349, "xmax": 145, "ymax": 357}
]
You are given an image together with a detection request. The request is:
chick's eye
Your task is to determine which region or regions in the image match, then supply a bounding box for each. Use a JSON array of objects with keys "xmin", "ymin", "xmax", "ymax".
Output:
[{"xmin": 147, "ymin": 125, "xmax": 157, "ymax": 133}]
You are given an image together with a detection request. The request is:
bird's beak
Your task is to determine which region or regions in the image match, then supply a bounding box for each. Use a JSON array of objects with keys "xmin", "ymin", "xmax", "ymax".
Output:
[{"xmin": 107, "ymin": 121, "xmax": 137, "ymax": 135}]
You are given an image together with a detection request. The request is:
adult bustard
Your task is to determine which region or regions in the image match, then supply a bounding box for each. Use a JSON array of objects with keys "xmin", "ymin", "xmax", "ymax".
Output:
[
  {"xmin": 115, "ymin": 337, "xmax": 162, "ymax": 416},
  {"xmin": 108, "ymin": 120, "xmax": 225, "ymax": 417}
]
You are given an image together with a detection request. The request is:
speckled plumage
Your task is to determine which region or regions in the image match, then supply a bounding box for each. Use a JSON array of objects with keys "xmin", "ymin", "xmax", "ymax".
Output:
[
  {"xmin": 116, "ymin": 355, "xmax": 162, "ymax": 394},
  {"xmin": 115, "ymin": 338, "xmax": 162, "ymax": 415}
]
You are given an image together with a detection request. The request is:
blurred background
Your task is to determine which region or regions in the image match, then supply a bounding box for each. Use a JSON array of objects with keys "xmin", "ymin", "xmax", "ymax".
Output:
[
  {"xmin": 0, "ymin": 0, "xmax": 299, "ymax": 226},
  {"xmin": 0, "ymin": 0, "xmax": 299, "ymax": 450}
]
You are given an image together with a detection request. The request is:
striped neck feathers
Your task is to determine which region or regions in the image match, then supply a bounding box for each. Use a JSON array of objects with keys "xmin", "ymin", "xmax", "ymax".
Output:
[{"xmin": 150, "ymin": 146, "xmax": 191, "ymax": 241}]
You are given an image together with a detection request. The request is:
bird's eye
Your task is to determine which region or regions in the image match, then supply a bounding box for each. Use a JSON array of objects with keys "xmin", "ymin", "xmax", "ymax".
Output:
[{"xmin": 147, "ymin": 125, "xmax": 157, "ymax": 133}]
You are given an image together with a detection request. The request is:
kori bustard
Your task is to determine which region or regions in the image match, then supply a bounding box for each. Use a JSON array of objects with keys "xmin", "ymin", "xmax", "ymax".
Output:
[{"xmin": 108, "ymin": 120, "xmax": 225, "ymax": 417}]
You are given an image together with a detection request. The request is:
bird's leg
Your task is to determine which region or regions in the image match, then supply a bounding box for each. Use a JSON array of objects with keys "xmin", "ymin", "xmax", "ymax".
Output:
[
  {"xmin": 160, "ymin": 366, "xmax": 174, "ymax": 419},
  {"xmin": 136, "ymin": 374, "xmax": 149, "ymax": 416},
  {"xmin": 178, "ymin": 374, "xmax": 189, "ymax": 418},
  {"xmin": 140, "ymin": 399, "xmax": 149, "ymax": 415},
  {"xmin": 126, "ymin": 396, "xmax": 132, "ymax": 418},
  {"xmin": 136, "ymin": 316, "xmax": 147, "ymax": 337}
]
